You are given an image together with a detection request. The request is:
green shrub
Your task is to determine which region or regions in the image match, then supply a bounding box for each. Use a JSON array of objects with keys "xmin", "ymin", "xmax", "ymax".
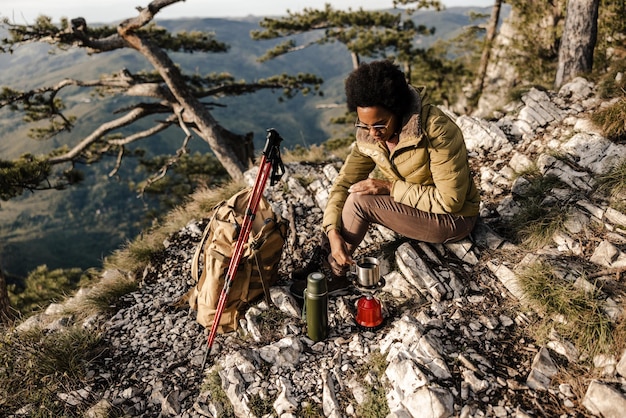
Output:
[
  {"xmin": 324, "ymin": 135, "xmax": 354, "ymax": 151},
  {"xmin": 282, "ymin": 144, "xmax": 329, "ymax": 163},
  {"xmin": 595, "ymin": 60, "xmax": 626, "ymax": 99},
  {"xmin": 138, "ymin": 151, "xmax": 229, "ymax": 212},
  {"xmin": 355, "ymin": 351, "xmax": 390, "ymax": 418},
  {"xmin": 8, "ymin": 266, "xmax": 94, "ymax": 317},
  {"xmin": 201, "ymin": 368, "xmax": 235, "ymax": 418}
]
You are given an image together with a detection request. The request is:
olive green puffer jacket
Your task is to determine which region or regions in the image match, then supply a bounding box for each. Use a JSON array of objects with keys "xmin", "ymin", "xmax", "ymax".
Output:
[{"xmin": 322, "ymin": 86, "xmax": 480, "ymax": 235}]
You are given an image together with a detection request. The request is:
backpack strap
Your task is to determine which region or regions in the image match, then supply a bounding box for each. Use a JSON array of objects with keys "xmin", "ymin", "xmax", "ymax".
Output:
[
  {"xmin": 252, "ymin": 250, "xmax": 272, "ymax": 304},
  {"xmin": 248, "ymin": 217, "xmax": 281, "ymax": 304},
  {"xmin": 173, "ymin": 208, "xmax": 223, "ymax": 309},
  {"xmin": 191, "ymin": 201, "xmax": 226, "ymax": 283}
]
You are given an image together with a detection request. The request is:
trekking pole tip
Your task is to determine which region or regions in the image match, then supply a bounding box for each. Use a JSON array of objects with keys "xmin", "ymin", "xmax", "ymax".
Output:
[{"xmin": 200, "ymin": 343, "xmax": 216, "ymax": 371}]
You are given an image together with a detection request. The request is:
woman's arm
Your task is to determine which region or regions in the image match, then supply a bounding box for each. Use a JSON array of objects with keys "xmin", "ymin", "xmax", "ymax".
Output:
[{"xmin": 322, "ymin": 147, "xmax": 375, "ymax": 234}]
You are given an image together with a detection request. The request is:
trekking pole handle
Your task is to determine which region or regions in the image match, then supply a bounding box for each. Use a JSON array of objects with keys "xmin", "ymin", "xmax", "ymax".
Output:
[
  {"xmin": 264, "ymin": 128, "xmax": 285, "ymax": 186},
  {"xmin": 264, "ymin": 128, "xmax": 283, "ymax": 154}
]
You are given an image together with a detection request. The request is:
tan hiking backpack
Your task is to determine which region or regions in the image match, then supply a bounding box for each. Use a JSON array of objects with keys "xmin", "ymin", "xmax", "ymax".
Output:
[{"xmin": 184, "ymin": 187, "xmax": 287, "ymax": 333}]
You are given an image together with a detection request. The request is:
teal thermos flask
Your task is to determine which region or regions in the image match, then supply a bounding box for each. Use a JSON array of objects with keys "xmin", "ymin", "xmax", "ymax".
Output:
[{"xmin": 304, "ymin": 272, "xmax": 328, "ymax": 341}]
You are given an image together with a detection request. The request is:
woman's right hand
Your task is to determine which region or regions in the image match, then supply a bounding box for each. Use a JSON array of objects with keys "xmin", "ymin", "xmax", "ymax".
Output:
[{"xmin": 327, "ymin": 229, "xmax": 353, "ymax": 274}]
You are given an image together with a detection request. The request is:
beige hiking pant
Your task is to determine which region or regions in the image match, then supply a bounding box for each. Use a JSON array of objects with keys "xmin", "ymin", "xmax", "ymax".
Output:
[{"xmin": 340, "ymin": 193, "xmax": 477, "ymax": 249}]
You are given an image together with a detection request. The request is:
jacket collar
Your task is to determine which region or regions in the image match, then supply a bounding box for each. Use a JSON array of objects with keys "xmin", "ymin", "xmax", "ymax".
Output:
[
  {"xmin": 399, "ymin": 86, "xmax": 424, "ymax": 141},
  {"xmin": 356, "ymin": 86, "xmax": 425, "ymax": 152}
]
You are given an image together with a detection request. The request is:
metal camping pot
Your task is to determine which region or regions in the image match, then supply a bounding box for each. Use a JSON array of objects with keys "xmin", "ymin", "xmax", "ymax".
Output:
[{"xmin": 351, "ymin": 256, "xmax": 381, "ymax": 288}]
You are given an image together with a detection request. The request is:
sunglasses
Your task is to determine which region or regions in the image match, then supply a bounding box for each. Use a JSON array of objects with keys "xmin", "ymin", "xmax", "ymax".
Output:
[{"xmin": 354, "ymin": 117, "xmax": 392, "ymax": 134}]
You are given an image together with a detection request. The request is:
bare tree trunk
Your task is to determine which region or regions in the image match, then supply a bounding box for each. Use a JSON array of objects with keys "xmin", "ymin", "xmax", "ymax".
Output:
[
  {"xmin": 472, "ymin": 0, "xmax": 503, "ymax": 107},
  {"xmin": 401, "ymin": 61, "xmax": 412, "ymax": 84},
  {"xmin": 555, "ymin": 0, "xmax": 600, "ymax": 88},
  {"xmin": 0, "ymin": 268, "xmax": 15, "ymax": 326},
  {"xmin": 351, "ymin": 52, "xmax": 361, "ymax": 70},
  {"xmin": 117, "ymin": 2, "xmax": 252, "ymax": 180}
]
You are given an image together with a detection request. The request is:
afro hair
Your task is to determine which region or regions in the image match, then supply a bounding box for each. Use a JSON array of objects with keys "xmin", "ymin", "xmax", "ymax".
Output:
[{"xmin": 345, "ymin": 60, "xmax": 412, "ymax": 116}]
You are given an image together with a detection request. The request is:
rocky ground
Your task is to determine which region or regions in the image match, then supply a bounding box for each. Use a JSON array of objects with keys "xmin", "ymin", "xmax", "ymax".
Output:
[{"xmin": 11, "ymin": 76, "xmax": 626, "ymax": 418}]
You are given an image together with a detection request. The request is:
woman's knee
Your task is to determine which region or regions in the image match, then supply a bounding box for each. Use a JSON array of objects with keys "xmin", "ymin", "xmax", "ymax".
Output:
[
  {"xmin": 342, "ymin": 192, "xmax": 371, "ymax": 216},
  {"xmin": 342, "ymin": 193, "xmax": 360, "ymax": 217}
]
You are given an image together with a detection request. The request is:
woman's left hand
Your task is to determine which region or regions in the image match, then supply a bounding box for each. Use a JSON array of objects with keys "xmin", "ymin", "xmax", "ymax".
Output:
[{"xmin": 348, "ymin": 178, "xmax": 392, "ymax": 195}]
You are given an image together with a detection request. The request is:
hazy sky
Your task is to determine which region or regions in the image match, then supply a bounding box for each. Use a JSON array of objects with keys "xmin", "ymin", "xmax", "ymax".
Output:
[{"xmin": 1, "ymin": 0, "xmax": 495, "ymax": 23}]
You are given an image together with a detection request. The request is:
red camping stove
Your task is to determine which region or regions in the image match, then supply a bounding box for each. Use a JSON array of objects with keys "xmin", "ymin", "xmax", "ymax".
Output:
[
  {"xmin": 351, "ymin": 256, "xmax": 385, "ymax": 331},
  {"xmin": 355, "ymin": 294, "xmax": 384, "ymax": 330}
]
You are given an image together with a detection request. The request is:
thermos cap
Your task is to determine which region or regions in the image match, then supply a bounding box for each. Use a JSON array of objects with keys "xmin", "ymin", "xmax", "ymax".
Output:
[{"xmin": 307, "ymin": 272, "xmax": 327, "ymax": 295}]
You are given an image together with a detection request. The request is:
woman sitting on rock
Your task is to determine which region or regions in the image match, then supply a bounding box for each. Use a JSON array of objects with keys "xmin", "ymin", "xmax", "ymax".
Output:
[{"xmin": 291, "ymin": 59, "xmax": 480, "ymax": 298}]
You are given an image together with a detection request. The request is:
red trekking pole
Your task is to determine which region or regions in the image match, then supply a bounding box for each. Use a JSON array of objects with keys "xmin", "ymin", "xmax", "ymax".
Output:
[{"xmin": 202, "ymin": 128, "xmax": 285, "ymax": 367}]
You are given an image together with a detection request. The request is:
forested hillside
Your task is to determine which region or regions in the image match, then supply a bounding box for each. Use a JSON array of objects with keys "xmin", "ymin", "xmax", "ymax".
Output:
[{"xmin": 0, "ymin": 6, "xmax": 493, "ymax": 279}]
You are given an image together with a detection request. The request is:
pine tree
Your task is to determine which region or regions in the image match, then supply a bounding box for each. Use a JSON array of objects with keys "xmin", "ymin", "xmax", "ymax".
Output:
[
  {"xmin": 0, "ymin": 0, "xmax": 321, "ymax": 193},
  {"xmin": 251, "ymin": 2, "xmax": 442, "ymax": 73}
]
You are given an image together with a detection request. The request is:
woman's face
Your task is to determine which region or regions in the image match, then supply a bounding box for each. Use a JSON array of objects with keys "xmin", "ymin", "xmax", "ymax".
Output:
[{"xmin": 355, "ymin": 106, "xmax": 397, "ymax": 143}]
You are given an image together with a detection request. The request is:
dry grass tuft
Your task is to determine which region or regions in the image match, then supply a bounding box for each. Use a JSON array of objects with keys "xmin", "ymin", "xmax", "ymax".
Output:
[
  {"xmin": 518, "ymin": 261, "xmax": 614, "ymax": 359},
  {"xmin": 591, "ymin": 98, "xmax": 626, "ymax": 143},
  {"xmin": 507, "ymin": 172, "xmax": 568, "ymax": 249},
  {"xmin": 0, "ymin": 326, "xmax": 106, "ymax": 417},
  {"xmin": 64, "ymin": 269, "xmax": 138, "ymax": 321},
  {"xmin": 597, "ymin": 158, "xmax": 626, "ymax": 213}
]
